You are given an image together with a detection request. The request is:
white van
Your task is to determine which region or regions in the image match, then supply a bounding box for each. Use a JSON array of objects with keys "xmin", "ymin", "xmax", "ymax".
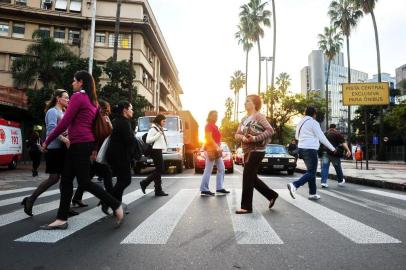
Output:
[{"xmin": 0, "ymin": 118, "xmax": 22, "ymax": 169}]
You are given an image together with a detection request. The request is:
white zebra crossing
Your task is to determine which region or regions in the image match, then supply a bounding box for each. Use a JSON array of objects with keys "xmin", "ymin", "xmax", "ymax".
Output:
[
  {"xmin": 360, "ymin": 189, "xmax": 406, "ymax": 201},
  {"xmin": 0, "ymin": 189, "xmax": 60, "ymax": 207},
  {"xmin": 0, "ymin": 187, "xmax": 36, "ymax": 196},
  {"xmin": 15, "ymin": 189, "xmax": 153, "ymax": 243}
]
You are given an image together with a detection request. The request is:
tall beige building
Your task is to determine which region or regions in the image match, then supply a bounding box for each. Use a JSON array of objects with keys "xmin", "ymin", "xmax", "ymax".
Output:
[{"xmin": 0, "ymin": 0, "xmax": 182, "ymax": 117}]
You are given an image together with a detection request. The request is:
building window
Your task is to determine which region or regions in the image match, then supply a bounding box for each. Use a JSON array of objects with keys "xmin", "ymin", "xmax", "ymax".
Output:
[
  {"xmin": 0, "ymin": 22, "xmax": 9, "ymax": 37},
  {"xmin": 15, "ymin": 0, "xmax": 27, "ymax": 6},
  {"xmin": 108, "ymin": 33, "xmax": 131, "ymax": 48},
  {"xmin": 69, "ymin": 0, "xmax": 82, "ymax": 12},
  {"xmin": 41, "ymin": 0, "xmax": 53, "ymax": 9},
  {"xmin": 12, "ymin": 23, "xmax": 25, "ymax": 38},
  {"xmin": 95, "ymin": 32, "xmax": 105, "ymax": 46},
  {"xmin": 10, "ymin": 55, "xmax": 22, "ymax": 69},
  {"xmin": 143, "ymin": 71, "xmax": 148, "ymax": 86},
  {"xmin": 68, "ymin": 29, "xmax": 80, "ymax": 45},
  {"xmin": 54, "ymin": 27, "xmax": 65, "ymax": 43},
  {"xmin": 38, "ymin": 26, "xmax": 51, "ymax": 38},
  {"xmin": 55, "ymin": 0, "xmax": 67, "ymax": 10}
]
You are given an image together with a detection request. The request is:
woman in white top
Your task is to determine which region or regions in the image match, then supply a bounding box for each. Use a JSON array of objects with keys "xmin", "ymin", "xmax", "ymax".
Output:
[{"xmin": 140, "ymin": 114, "xmax": 169, "ymax": 196}]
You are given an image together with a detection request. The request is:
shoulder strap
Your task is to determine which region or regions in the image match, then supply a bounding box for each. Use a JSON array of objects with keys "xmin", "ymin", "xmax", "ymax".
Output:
[{"xmin": 298, "ymin": 118, "xmax": 311, "ymax": 137}]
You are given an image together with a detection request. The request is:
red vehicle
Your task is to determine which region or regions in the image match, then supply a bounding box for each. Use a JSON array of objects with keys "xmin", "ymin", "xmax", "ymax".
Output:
[
  {"xmin": 0, "ymin": 118, "xmax": 22, "ymax": 169},
  {"xmin": 194, "ymin": 142, "xmax": 234, "ymax": 174}
]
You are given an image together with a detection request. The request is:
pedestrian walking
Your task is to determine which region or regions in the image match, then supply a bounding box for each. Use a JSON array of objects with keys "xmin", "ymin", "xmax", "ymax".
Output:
[
  {"xmin": 21, "ymin": 89, "xmax": 73, "ymax": 216},
  {"xmin": 26, "ymin": 130, "xmax": 42, "ymax": 177},
  {"xmin": 199, "ymin": 110, "xmax": 229, "ymax": 196},
  {"xmin": 40, "ymin": 70, "xmax": 124, "ymax": 230},
  {"xmin": 288, "ymin": 138, "xmax": 299, "ymax": 160},
  {"xmin": 139, "ymin": 114, "xmax": 169, "ymax": 196},
  {"xmin": 234, "ymin": 95, "xmax": 278, "ymax": 214},
  {"xmin": 287, "ymin": 106, "xmax": 336, "ymax": 200},
  {"xmin": 320, "ymin": 124, "xmax": 351, "ymax": 188}
]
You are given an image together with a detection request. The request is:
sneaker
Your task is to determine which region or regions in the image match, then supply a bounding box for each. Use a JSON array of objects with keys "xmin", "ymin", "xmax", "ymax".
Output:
[
  {"xmin": 216, "ymin": 189, "xmax": 230, "ymax": 195},
  {"xmin": 200, "ymin": 191, "xmax": 215, "ymax": 196},
  {"xmin": 287, "ymin": 183, "xmax": 296, "ymax": 199},
  {"xmin": 308, "ymin": 194, "xmax": 321, "ymax": 200},
  {"xmin": 321, "ymin": 183, "xmax": 329, "ymax": 188},
  {"xmin": 338, "ymin": 179, "xmax": 346, "ymax": 186}
]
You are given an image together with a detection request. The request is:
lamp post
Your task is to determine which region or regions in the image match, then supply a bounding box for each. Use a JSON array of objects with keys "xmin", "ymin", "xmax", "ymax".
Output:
[
  {"xmin": 261, "ymin": 56, "xmax": 273, "ymax": 118},
  {"xmin": 128, "ymin": 20, "xmax": 134, "ymax": 103},
  {"xmin": 88, "ymin": 0, "xmax": 96, "ymax": 74}
]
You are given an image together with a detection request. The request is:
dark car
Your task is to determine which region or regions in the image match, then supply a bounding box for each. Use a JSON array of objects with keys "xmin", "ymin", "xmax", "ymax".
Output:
[
  {"xmin": 194, "ymin": 142, "xmax": 234, "ymax": 174},
  {"xmin": 259, "ymin": 144, "xmax": 297, "ymax": 175}
]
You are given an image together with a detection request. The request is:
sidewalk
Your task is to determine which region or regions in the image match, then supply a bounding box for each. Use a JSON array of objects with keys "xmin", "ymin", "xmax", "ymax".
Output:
[{"xmin": 295, "ymin": 159, "xmax": 406, "ymax": 192}]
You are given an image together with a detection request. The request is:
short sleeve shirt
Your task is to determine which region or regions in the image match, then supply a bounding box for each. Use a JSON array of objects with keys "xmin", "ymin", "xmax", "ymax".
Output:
[{"xmin": 205, "ymin": 123, "xmax": 221, "ymax": 145}]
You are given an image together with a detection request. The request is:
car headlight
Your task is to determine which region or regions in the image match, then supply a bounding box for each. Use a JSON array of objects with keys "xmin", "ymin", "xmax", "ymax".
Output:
[{"xmin": 289, "ymin": 159, "xmax": 295, "ymax": 163}]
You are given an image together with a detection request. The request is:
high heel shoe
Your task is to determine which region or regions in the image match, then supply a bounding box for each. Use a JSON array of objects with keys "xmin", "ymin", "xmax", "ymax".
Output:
[
  {"xmin": 40, "ymin": 222, "xmax": 68, "ymax": 230},
  {"xmin": 21, "ymin": 197, "xmax": 33, "ymax": 217},
  {"xmin": 235, "ymin": 209, "xmax": 252, "ymax": 214},
  {"xmin": 269, "ymin": 194, "xmax": 279, "ymax": 210},
  {"xmin": 72, "ymin": 200, "xmax": 88, "ymax": 208},
  {"xmin": 100, "ymin": 201, "xmax": 112, "ymax": 216},
  {"xmin": 114, "ymin": 204, "xmax": 126, "ymax": 228}
]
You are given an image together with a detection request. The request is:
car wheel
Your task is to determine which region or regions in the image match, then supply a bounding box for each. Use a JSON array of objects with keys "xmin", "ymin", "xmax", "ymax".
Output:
[
  {"xmin": 227, "ymin": 167, "xmax": 234, "ymax": 174},
  {"xmin": 195, "ymin": 168, "xmax": 203, "ymax": 174},
  {"xmin": 176, "ymin": 161, "xmax": 184, "ymax": 174},
  {"xmin": 287, "ymin": 169, "xmax": 295, "ymax": 175},
  {"xmin": 8, "ymin": 158, "xmax": 17, "ymax": 170},
  {"xmin": 133, "ymin": 163, "xmax": 142, "ymax": 174}
]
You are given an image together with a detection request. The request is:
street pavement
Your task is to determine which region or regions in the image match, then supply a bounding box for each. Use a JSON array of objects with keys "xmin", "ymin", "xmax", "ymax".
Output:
[{"xmin": 0, "ymin": 165, "xmax": 405, "ymax": 270}]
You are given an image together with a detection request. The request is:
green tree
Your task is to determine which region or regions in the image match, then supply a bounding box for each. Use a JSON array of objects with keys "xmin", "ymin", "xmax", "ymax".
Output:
[
  {"xmin": 230, "ymin": 70, "xmax": 245, "ymax": 122},
  {"xmin": 275, "ymin": 72, "xmax": 291, "ymax": 94},
  {"xmin": 239, "ymin": 0, "xmax": 271, "ymax": 94},
  {"xmin": 235, "ymin": 22, "xmax": 254, "ymax": 96},
  {"xmin": 11, "ymin": 30, "xmax": 73, "ymax": 89},
  {"xmin": 224, "ymin": 97, "xmax": 234, "ymax": 120},
  {"xmin": 318, "ymin": 25, "xmax": 343, "ymax": 130},
  {"xmin": 329, "ymin": 0, "xmax": 363, "ymax": 138},
  {"xmin": 385, "ymin": 101, "xmax": 406, "ymax": 161}
]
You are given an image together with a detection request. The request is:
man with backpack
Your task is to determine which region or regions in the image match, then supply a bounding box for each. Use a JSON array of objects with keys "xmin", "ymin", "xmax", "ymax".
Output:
[{"xmin": 320, "ymin": 124, "xmax": 351, "ymax": 188}]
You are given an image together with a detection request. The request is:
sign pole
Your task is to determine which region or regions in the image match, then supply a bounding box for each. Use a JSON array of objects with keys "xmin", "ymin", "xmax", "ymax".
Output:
[{"xmin": 364, "ymin": 108, "xmax": 369, "ymax": 170}]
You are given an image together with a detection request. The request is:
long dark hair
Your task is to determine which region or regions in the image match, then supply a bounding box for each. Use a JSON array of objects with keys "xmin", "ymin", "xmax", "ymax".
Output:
[
  {"xmin": 74, "ymin": 70, "xmax": 98, "ymax": 106},
  {"xmin": 44, "ymin": 89, "xmax": 67, "ymax": 112},
  {"xmin": 99, "ymin": 99, "xmax": 111, "ymax": 116},
  {"xmin": 153, "ymin": 114, "xmax": 166, "ymax": 126},
  {"xmin": 112, "ymin": 100, "xmax": 131, "ymax": 118}
]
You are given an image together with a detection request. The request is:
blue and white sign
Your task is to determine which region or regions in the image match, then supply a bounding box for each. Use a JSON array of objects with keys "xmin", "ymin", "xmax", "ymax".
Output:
[{"xmin": 372, "ymin": 136, "xmax": 379, "ymax": 145}]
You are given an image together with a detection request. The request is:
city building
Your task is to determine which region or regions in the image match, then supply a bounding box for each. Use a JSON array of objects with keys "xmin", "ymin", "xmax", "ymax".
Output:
[
  {"xmin": 0, "ymin": 0, "xmax": 183, "ymax": 123},
  {"xmin": 301, "ymin": 50, "xmax": 368, "ymax": 133},
  {"xmin": 368, "ymin": 73, "xmax": 396, "ymax": 88},
  {"xmin": 395, "ymin": 64, "xmax": 406, "ymax": 96}
]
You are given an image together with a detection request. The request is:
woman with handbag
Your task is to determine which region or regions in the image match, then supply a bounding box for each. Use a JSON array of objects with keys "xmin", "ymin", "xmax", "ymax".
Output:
[
  {"xmin": 234, "ymin": 95, "xmax": 278, "ymax": 214},
  {"xmin": 140, "ymin": 114, "xmax": 169, "ymax": 196},
  {"xmin": 40, "ymin": 70, "xmax": 124, "ymax": 230},
  {"xmin": 199, "ymin": 111, "xmax": 230, "ymax": 196}
]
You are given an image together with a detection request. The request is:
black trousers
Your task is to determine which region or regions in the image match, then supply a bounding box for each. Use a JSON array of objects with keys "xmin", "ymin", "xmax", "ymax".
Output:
[
  {"xmin": 110, "ymin": 161, "xmax": 132, "ymax": 202},
  {"xmin": 29, "ymin": 151, "xmax": 41, "ymax": 172},
  {"xmin": 141, "ymin": 149, "xmax": 163, "ymax": 190},
  {"xmin": 72, "ymin": 162, "xmax": 113, "ymax": 201},
  {"xmin": 57, "ymin": 143, "xmax": 120, "ymax": 221},
  {"xmin": 241, "ymin": 151, "xmax": 278, "ymax": 211}
]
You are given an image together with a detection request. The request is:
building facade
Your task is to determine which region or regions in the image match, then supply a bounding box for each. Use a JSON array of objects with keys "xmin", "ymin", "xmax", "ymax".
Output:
[
  {"xmin": 395, "ymin": 64, "xmax": 406, "ymax": 96},
  {"xmin": 301, "ymin": 50, "xmax": 368, "ymax": 133},
  {"xmin": 0, "ymin": 0, "xmax": 182, "ymax": 119}
]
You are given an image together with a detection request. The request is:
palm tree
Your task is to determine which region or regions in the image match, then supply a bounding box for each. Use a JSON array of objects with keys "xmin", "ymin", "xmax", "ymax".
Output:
[
  {"xmin": 11, "ymin": 30, "xmax": 72, "ymax": 89},
  {"xmin": 275, "ymin": 72, "xmax": 291, "ymax": 94},
  {"xmin": 239, "ymin": 0, "xmax": 271, "ymax": 95},
  {"xmin": 318, "ymin": 26, "xmax": 343, "ymax": 130},
  {"xmin": 235, "ymin": 22, "xmax": 253, "ymax": 97},
  {"xmin": 230, "ymin": 70, "xmax": 246, "ymax": 121},
  {"xmin": 328, "ymin": 0, "xmax": 363, "ymax": 138}
]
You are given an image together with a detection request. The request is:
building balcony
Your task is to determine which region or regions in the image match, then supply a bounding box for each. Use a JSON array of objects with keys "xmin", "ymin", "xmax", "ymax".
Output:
[{"xmin": 0, "ymin": 84, "xmax": 27, "ymax": 109}]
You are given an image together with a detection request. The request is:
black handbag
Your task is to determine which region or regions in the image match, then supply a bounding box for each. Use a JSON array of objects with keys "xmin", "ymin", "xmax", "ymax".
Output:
[{"xmin": 328, "ymin": 144, "xmax": 345, "ymax": 158}]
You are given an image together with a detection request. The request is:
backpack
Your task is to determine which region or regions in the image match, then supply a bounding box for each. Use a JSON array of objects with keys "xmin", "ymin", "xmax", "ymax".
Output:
[{"xmin": 141, "ymin": 132, "xmax": 153, "ymax": 157}]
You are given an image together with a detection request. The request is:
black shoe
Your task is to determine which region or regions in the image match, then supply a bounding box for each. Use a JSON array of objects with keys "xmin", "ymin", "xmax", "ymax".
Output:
[
  {"xmin": 68, "ymin": 209, "xmax": 79, "ymax": 217},
  {"xmin": 72, "ymin": 200, "xmax": 88, "ymax": 208},
  {"xmin": 269, "ymin": 194, "xmax": 279, "ymax": 210},
  {"xmin": 216, "ymin": 189, "xmax": 230, "ymax": 195},
  {"xmin": 155, "ymin": 190, "xmax": 169, "ymax": 196},
  {"xmin": 140, "ymin": 181, "xmax": 147, "ymax": 194},
  {"xmin": 200, "ymin": 191, "xmax": 215, "ymax": 196},
  {"xmin": 32, "ymin": 170, "xmax": 38, "ymax": 177},
  {"xmin": 21, "ymin": 197, "xmax": 33, "ymax": 217},
  {"xmin": 101, "ymin": 201, "xmax": 112, "ymax": 216},
  {"xmin": 40, "ymin": 222, "xmax": 68, "ymax": 230}
]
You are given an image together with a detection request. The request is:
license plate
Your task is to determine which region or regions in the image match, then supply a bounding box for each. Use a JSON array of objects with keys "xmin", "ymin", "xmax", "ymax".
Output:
[
  {"xmin": 273, "ymin": 165, "xmax": 284, "ymax": 169},
  {"xmin": 262, "ymin": 158, "xmax": 268, "ymax": 162},
  {"xmin": 147, "ymin": 159, "xmax": 153, "ymax": 163}
]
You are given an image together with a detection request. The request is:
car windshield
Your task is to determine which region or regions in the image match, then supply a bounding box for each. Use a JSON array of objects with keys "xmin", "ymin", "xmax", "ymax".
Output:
[
  {"xmin": 137, "ymin": 116, "xmax": 179, "ymax": 132},
  {"xmin": 266, "ymin": 145, "xmax": 287, "ymax": 154}
]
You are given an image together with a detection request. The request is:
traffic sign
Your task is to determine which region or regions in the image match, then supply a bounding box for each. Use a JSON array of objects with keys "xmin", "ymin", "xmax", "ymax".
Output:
[
  {"xmin": 342, "ymin": 83, "xmax": 389, "ymax": 106},
  {"xmin": 372, "ymin": 136, "xmax": 379, "ymax": 145}
]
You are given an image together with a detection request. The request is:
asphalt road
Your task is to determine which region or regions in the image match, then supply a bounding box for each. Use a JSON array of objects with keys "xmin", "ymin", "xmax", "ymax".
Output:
[{"xmin": 0, "ymin": 165, "xmax": 405, "ymax": 270}]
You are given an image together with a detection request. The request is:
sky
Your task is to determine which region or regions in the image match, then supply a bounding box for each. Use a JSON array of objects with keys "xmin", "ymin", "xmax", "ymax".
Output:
[{"xmin": 148, "ymin": 0, "xmax": 406, "ymax": 139}]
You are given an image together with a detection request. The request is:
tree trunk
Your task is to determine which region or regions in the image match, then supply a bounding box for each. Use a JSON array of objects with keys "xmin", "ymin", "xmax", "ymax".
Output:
[
  {"xmin": 234, "ymin": 91, "xmax": 237, "ymax": 122},
  {"xmin": 271, "ymin": 0, "xmax": 276, "ymax": 90},
  {"xmin": 245, "ymin": 50, "xmax": 249, "ymax": 97},
  {"xmin": 326, "ymin": 59, "xmax": 331, "ymax": 130},
  {"xmin": 346, "ymin": 35, "xmax": 351, "ymax": 145},
  {"xmin": 112, "ymin": 0, "xmax": 122, "ymax": 62},
  {"xmin": 236, "ymin": 90, "xmax": 240, "ymax": 122},
  {"xmin": 257, "ymin": 38, "xmax": 261, "ymax": 95}
]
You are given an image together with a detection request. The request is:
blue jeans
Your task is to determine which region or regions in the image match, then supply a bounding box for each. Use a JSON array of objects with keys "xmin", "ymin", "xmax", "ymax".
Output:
[
  {"xmin": 200, "ymin": 153, "xmax": 225, "ymax": 192},
  {"xmin": 321, "ymin": 151, "xmax": 344, "ymax": 184},
  {"xmin": 293, "ymin": 149, "xmax": 318, "ymax": 195}
]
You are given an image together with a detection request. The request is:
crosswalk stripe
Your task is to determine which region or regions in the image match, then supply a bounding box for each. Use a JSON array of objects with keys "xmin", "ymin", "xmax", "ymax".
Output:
[
  {"xmin": 15, "ymin": 189, "xmax": 153, "ymax": 243},
  {"xmin": 276, "ymin": 189, "xmax": 401, "ymax": 244},
  {"xmin": 0, "ymin": 193, "xmax": 94, "ymax": 228},
  {"xmin": 360, "ymin": 189, "xmax": 406, "ymax": 201},
  {"xmin": 0, "ymin": 187, "xmax": 36, "ymax": 196},
  {"xmin": 226, "ymin": 189, "xmax": 283, "ymax": 244},
  {"xmin": 121, "ymin": 189, "xmax": 198, "ymax": 245},
  {"xmin": 0, "ymin": 189, "xmax": 60, "ymax": 207}
]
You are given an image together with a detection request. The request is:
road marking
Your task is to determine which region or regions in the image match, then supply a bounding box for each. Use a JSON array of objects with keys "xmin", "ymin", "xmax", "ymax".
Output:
[
  {"xmin": 234, "ymin": 167, "xmax": 243, "ymax": 174},
  {"xmin": 276, "ymin": 189, "xmax": 401, "ymax": 244},
  {"xmin": 319, "ymin": 189, "xmax": 406, "ymax": 220},
  {"xmin": 121, "ymin": 189, "xmax": 198, "ymax": 244},
  {"xmin": 0, "ymin": 189, "xmax": 60, "ymax": 207},
  {"xmin": 360, "ymin": 189, "xmax": 406, "ymax": 201},
  {"xmin": 132, "ymin": 176, "xmax": 242, "ymax": 179},
  {"xmin": 0, "ymin": 193, "xmax": 94, "ymax": 228},
  {"xmin": 226, "ymin": 189, "xmax": 283, "ymax": 244},
  {"xmin": 15, "ymin": 189, "xmax": 153, "ymax": 243},
  {"xmin": 0, "ymin": 187, "xmax": 36, "ymax": 196}
]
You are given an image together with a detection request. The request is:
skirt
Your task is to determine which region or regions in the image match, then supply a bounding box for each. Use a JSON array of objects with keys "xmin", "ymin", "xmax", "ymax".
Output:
[{"xmin": 45, "ymin": 148, "xmax": 67, "ymax": 174}]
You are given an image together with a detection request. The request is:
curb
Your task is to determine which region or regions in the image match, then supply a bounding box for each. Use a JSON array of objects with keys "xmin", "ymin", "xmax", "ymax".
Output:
[{"xmin": 295, "ymin": 167, "xmax": 406, "ymax": 192}]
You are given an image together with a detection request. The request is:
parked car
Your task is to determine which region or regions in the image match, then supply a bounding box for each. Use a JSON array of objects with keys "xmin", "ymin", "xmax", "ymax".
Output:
[
  {"xmin": 234, "ymin": 147, "xmax": 244, "ymax": 165},
  {"xmin": 0, "ymin": 118, "xmax": 22, "ymax": 169},
  {"xmin": 194, "ymin": 142, "xmax": 234, "ymax": 174},
  {"xmin": 259, "ymin": 144, "xmax": 297, "ymax": 175}
]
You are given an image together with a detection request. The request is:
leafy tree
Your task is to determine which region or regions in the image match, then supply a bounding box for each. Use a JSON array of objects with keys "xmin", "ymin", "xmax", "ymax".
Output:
[
  {"xmin": 230, "ymin": 70, "xmax": 245, "ymax": 122},
  {"xmin": 25, "ymin": 88, "xmax": 53, "ymax": 125},
  {"xmin": 224, "ymin": 97, "xmax": 234, "ymax": 120},
  {"xmin": 220, "ymin": 98, "xmax": 239, "ymax": 149},
  {"xmin": 385, "ymin": 101, "xmax": 406, "ymax": 161}
]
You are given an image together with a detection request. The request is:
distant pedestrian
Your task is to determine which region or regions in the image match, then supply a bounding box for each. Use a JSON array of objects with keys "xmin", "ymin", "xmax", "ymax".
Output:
[
  {"xmin": 40, "ymin": 70, "xmax": 124, "ymax": 230},
  {"xmin": 139, "ymin": 114, "xmax": 169, "ymax": 196},
  {"xmin": 26, "ymin": 130, "xmax": 42, "ymax": 177},
  {"xmin": 288, "ymin": 138, "xmax": 299, "ymax": 160},
  {"xmin": 320, "ymin": 124, "xmax": 351, "ymax": 188},
  {"xmin": 287, "ymin": 106, "xmax": 336, "ymax": 200},
  {"xmin": 199, "ymin": 110, "xmax": 229, "ymax": 196},
  {"xmin": 235, "ymin": 95, "xmax": 278, "ymax": 214}
]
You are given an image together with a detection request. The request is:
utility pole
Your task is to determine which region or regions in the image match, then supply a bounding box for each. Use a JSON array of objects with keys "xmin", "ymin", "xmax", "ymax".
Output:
[
  {"xmin": 271, "ymin": 0, "xmax": 276, "ymax": 90},
  {"xmin": 112, "ymin": 0, "xmax": 122, "ymax": 62},
  {"xmin": 129, "ymin": 22, "xmax": 134, "ymax": 103},
  {"xmin": 261, "ymin": 56, "xmax": 273, "ymax": 118},
  {"xmin": 88, "ymin": 0, "xmax": 96, "ymax": 74}
]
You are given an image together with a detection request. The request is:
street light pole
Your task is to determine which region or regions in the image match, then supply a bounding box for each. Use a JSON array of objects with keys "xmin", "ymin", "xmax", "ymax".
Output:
[
  {"xmin": 261, "ymin": 56, "xmax": 273, "ymax": 117},
  {"xmin": 129, "ymin": 21, "xmax": 134, "ymax": 104},
  {"xmin": 88, "ymin": 0, "xmax": 96, "ymax": 74}
]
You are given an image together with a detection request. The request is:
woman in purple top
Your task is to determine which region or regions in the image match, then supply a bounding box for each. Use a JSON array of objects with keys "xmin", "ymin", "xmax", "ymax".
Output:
[{"xmin": 40, "ymin": 70, "xmax": 124, "ymax": 230}]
